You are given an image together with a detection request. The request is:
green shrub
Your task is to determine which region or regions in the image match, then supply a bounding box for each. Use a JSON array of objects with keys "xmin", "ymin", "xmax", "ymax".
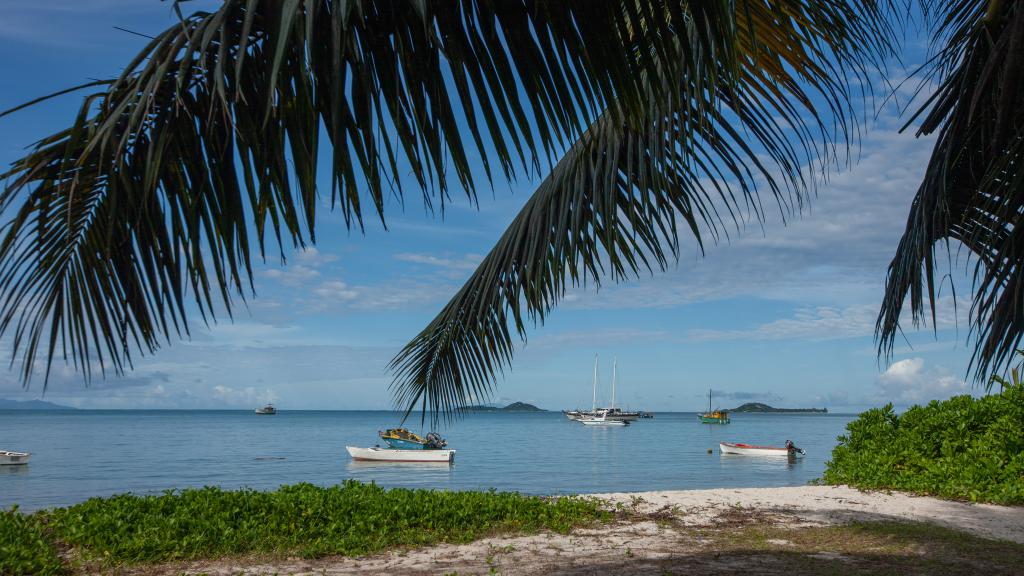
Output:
[
  {"xmin": 823, "ymin": 384, "xmax": 1024, "ymax": 504},
  {"xmin": 36, "ymin": 480, "xmax": 607, "ymax": 565},
  {"xmin": 0, "ymin": 507, "xmax": 64, "ymax": 576}
]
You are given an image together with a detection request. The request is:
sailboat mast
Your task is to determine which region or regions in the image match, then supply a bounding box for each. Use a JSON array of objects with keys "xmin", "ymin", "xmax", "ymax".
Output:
[
  {"xmin": 611, "ymin": 357, "xmax": 617, "ymax": 409},
  {"xmin": 708, "ymin": 388, "xmax": 712, "ymax": 412},
  {"xmin": 592, "ymin": 354, "xmax": 598, "ymax": 411}
]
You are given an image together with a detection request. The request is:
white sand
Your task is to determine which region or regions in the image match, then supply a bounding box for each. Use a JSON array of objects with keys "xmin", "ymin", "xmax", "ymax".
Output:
[
  {"xmin": 122, "ymin": 485, "xmax": 1023, "ymax": 575},
  {"xmin": 595, "ymin": 484, "xmax": 1024, "ymax": 543}
]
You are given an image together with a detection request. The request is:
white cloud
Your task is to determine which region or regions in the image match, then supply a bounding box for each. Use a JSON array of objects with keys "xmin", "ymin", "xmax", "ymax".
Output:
[
  {"xmin": 261, "ymin": 247, "xmax": 340, "ymax": 286},
  {"xmin": 312, "ymin": 280, "xmax": 359, "ymax": 301},
  {"xmin": 874, "ymin": 357, "xmax": 971, "ymax": 404},
  {"xmin": 394, "ymin": 252, "xmax": 482, "ymax": 271},
  {"xmin": 212, "ymin": 384, "xmax": 278, "ymax": 407},
  {"xmin": 529, "ymin": 328, "xmax": 673, "ymax": 349},
  {"xmin": 687, "ymin": 305, "xmax": 877, "ymax": 342}
]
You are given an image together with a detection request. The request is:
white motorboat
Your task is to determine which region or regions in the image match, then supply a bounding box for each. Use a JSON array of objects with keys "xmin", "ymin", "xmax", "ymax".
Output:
[
  {"xmin": 255, "ymin": 404, "xmax": 277, "ymax": 415},
  {"xmin": 719, "ymin": 441, "xmax": 805, "ymax": 457},
  {"xmin": 0, "ymin": 450, "xmax": 31, "ymax": 465},
  {"xmin": 346, "ymin": 446, "xmax": 455, "ymax": 463}
]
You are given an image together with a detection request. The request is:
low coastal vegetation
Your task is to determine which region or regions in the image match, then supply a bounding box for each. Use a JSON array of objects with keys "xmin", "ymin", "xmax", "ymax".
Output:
[
  {"xmin": 823, "ymin": 381, "xmax": 1024, "ymax": 504},
  {"xmin": 0, "ymin": 481, "xmax": 608, "ymax": 575}
]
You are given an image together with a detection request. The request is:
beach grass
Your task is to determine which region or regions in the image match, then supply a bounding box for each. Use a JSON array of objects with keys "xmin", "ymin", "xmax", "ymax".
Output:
[{"xmin": 0, "ymin": 480, "xmax": 609, "ymax": 574}]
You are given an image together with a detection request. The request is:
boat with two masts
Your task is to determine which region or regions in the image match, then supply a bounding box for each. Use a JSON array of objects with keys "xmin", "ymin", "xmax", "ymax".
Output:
[
  {"xmin": 566, "ymin": 355, "xmax": 641, "ymax": 424},
  {"xmin": 699, "ymin": 389, "xmax": 730, "ymax": 424}
]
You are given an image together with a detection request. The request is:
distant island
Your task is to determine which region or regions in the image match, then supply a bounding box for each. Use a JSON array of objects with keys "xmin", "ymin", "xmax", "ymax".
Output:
[
  {"xmin": 0, "ymin": 398, "xmax": 76, "ymax": 410},
  {"xmin": 465, "ymin": 402, "xmax": 545, "ymax": 412},
  {"xmin": 729, "ymin": 402, "xmax": 827, "ymax": 413}
]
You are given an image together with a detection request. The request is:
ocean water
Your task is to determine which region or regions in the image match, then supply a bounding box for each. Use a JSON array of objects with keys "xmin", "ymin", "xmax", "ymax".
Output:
[{"xmin": 0, "ymin": 410, "xmax": 855, "ymax": 511}]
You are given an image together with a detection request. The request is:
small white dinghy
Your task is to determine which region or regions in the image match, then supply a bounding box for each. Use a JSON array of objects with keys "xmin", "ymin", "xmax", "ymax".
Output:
[
  {"xmin": 0, "ymin": 450, "xmax": 31, "ymax": 465},
  {"xmin": 719, "ymin": 440, "xmax": 805, "ymax": 457},
  {"xmin": 346, "ymin": 446, "xmax": 455, "ymax": 463}
]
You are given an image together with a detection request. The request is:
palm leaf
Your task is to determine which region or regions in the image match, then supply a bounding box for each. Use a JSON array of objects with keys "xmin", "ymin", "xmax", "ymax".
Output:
[
  {"xmin": 0, "ymin": 0, "xmax": 702, "ymax": 388},
  {"xmin": 877, "ymin": 0, "xmax": 1024, "ymax": 386},
  {"xmin": 390, "ymin": 0, "xmax": 900, "ymax": 423}
]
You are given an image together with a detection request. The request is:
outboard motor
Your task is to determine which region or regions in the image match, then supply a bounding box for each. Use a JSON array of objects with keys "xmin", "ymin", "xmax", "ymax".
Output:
[
  {"xmin": 784, "ymin": 439, "xmax": 805, "ymax": 455},
  {"xmin": 424, "ymin": 432, "xmax": 447, "ymax": 450}
]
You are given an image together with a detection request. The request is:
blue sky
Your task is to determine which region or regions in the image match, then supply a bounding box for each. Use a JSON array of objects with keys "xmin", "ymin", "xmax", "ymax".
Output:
[{"xmin": 0, "ymin": 2, "xmax": 983, "ymax": 413}]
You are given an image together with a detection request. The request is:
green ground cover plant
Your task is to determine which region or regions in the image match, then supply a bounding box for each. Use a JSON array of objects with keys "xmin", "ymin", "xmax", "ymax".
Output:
[
  {"xmin": 823, "ymin": 382, "xmax": 1024, "ymax": 504},
  {"xmin": 0, "ymin": 481, "xmax": 608, "ymax": 574},
  {"xmin": 0, "ymin": 506, "xmax": 64, "ymax": 576}
]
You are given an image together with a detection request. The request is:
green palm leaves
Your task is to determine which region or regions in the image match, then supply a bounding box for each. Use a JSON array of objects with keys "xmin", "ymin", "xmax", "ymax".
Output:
[
  {"xmin": 0, "ymin": 0, "xmax": 697, "ymax": 387},
  {"xmin": 390, "ymin": 1, "xmax": 898, "ymax": 422},
  {"xmin": 3, "ymin": 1, "xmax": 1019, "ymax": 421},
  {"xmin": 878, "ymin": 0, "xmax": 1024, "ymax": 386}
]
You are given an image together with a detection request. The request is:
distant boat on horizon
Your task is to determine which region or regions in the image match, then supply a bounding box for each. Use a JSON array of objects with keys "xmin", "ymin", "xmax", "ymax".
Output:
[
  {"xmin": 254, "ymin": 404, "xmax": 277, "ymax": 415},
  {"xmin": 0, "ymin": 450, "xmax": 31, "ymax": 465}
]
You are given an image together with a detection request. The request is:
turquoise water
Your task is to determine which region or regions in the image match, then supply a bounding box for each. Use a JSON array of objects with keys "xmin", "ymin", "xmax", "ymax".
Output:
[{"xmin": 0, "ymin": 410, "xmax": 854, "ymax": 511}]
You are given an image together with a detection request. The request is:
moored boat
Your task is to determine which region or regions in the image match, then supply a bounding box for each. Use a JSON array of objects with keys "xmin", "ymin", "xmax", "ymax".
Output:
[
  {"xmin": 699, "ymin": 389, "xmax": 730, "ymax": 424},
  {"xmin": 0, "ymin": 450, "xmax": 31, "ymax": 465},
  {"xmin": 255, "ymin": 404, "xmax": 277, "ymax": 415},
  {"xmin": 346, "ymin": 446, "xmax": 455, "ymax": 463},
  {"xmin": 566, "ymin": 355, "xmax": 644, "ymax": 423},
  {"xmin": 719, "ymin": 440, "xmax": 805, "ymax": 457}
]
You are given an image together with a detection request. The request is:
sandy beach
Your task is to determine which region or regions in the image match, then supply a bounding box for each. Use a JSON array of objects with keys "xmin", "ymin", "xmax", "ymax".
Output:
[{"xmin": 122, "ymin": 485, "xmax": 1024, "ymax": 575}]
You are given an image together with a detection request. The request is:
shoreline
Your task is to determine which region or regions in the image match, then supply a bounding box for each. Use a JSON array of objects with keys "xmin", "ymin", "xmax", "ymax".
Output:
[{"xmin": 109, "ymin": 485, "xmax": 1023, "ymax": 575}]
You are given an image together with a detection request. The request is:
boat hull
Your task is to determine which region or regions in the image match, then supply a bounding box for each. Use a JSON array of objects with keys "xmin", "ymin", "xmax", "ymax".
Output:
[
  {"xmin": 579, "ymin": 419, "xmax": 628, "ymax": 426},
  {"xmin": 0, "ymin": 451, "xmax": 30, "ymax": 465},
  {"xmin": 346, "ymin": 446, "xmax": 455, "ymax": 463},
  {"xmin": 719, "ymin": 442, "xmax": 804, "ymax": 457},
  {"xmin": 700, "ymin": 415, "xmax": 730, "ymax": 424},
  {"xmin": 567, "ymin": 409, "xmax": 640, "ymax": 422}
]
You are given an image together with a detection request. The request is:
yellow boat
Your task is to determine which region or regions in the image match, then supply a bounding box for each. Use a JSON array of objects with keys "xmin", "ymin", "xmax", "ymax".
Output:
[
  {"xmin": 378, "ymin": 428, "xmax": 447, "ymax": 450},
  {"xmin": 699, "ymin": 389, "xmax": 730, "ymax": 424}
]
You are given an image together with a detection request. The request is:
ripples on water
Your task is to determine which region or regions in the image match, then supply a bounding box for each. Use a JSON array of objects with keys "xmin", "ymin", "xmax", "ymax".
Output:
[{"xmin": 0, "ymin": 410, "xmax": 854, "ymax": 510}]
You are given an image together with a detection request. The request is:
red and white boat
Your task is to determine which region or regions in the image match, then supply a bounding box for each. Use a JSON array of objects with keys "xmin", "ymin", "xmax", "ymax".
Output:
[{"xmin": 719, "ymin": 441, "xmax": 805, "ymax": 457}]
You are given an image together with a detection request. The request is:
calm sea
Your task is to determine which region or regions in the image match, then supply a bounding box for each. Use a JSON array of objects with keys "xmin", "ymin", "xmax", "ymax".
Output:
[{"xmin": 0, "ymin": 410, "xmax": 855, "ymax": 511}]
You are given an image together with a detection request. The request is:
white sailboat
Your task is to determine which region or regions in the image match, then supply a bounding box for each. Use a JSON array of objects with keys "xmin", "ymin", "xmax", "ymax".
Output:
[{"xmin": 576, "ymin": 356, "xmax": 632, "ymax": 426}]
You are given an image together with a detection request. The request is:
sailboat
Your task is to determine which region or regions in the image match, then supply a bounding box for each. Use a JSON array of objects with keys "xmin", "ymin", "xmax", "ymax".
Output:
[
  {"xmin": 699, "ymin": 389, "xmax": 730, "ymax": 424},
  {"xmin": 574, "ymin": 356, "xmax": 637, "ymax": 425}
]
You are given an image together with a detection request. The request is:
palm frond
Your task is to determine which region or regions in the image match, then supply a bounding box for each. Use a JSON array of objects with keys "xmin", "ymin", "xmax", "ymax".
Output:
[
  {"xmin": 390, "ymin": 0, "xmax": 900, "ymax": 423},
  {"xmin": 878, "ymin": 0, "xmax": 1024, "ymax": 386},
  {"xmin": 0, "ymin": 0, "xmax": 698, "ymax": 388}
]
